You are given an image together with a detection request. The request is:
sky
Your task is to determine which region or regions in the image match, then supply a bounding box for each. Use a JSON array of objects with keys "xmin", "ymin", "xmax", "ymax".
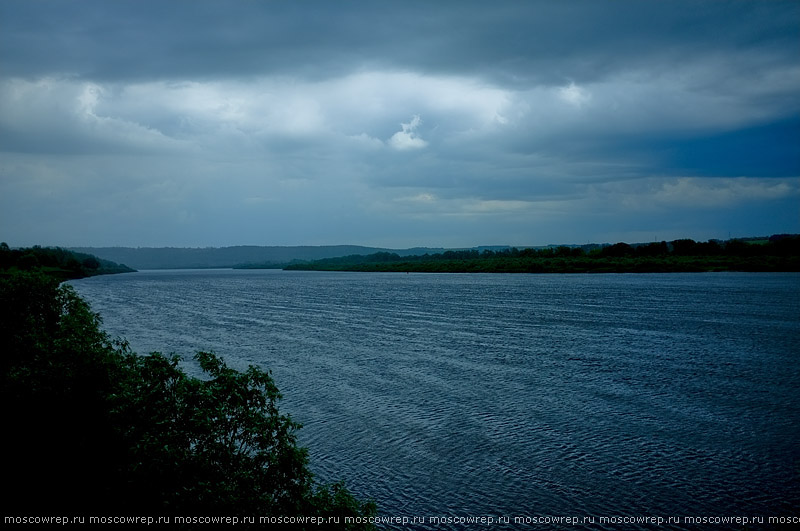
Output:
[{"xmin": 1, "ymin": 0, "xmax": 799, "ymax": 248}]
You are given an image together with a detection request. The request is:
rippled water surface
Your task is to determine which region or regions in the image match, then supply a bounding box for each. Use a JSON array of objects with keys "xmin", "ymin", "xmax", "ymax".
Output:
[{"xmin": 70, "ymin": 271, "xmax": 800, "ymax": 527}]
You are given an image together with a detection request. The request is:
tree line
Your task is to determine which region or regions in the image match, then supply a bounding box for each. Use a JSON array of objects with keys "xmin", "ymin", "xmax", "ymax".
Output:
[
  {"xmin": 285, "ymin": 235, "xmax": 800, "ymax": 273},
  {"xmin": 0, "ymin": 243, "xmax": 135, "ymax": 280}
]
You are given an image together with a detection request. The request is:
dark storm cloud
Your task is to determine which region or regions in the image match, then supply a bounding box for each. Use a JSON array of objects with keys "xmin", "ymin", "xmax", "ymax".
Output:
[{"xmin": 2, "ymin": 0, "xmax": 797, "ymax": 84}]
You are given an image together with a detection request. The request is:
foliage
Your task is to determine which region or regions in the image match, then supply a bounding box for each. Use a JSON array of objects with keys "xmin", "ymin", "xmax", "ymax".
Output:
[
  {"xmin": 0, "ymin": 271, "xmax": 376, "ymax": 527},
  {"xmin": 1, "ymin": 272, "xmax": 127, "ymax": 512},
  {"xmin": 285, "ymin": 235, "xmax": 800, "ymax": 273},
  {"xmin": 0, "ymin": 243, "xmax": 135, "ymax": 280}
]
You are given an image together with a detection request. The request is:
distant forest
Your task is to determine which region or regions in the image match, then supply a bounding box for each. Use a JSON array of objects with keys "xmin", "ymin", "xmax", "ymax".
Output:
[
  {"xmin": 9, "ymin": 235, "xmax": 800, "ymax": 274},
  {"xmin": 69, "ymin": 245, "xmax": 447, "ymax": 270},
  {"xmin": 285, "ymin": 235, "xmax": 800, "ymax": 273},
  {"xmin": 0, "ymin": 243, "xmax": 135, "ymax": 280}
]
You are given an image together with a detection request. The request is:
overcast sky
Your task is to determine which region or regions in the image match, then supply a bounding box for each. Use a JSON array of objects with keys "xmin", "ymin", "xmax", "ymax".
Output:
[{"xmin": 1, "ymin": 0, "xmax": 798, "ymax": 248}]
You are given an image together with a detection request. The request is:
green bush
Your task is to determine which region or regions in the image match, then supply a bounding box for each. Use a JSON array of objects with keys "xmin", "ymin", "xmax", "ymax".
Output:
[{"xmin": 0, "ymin": 271, "xmax": 375, "ymax": 528}]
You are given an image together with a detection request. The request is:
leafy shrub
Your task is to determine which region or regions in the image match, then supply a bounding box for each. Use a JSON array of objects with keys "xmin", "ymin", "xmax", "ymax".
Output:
[{"xmin": 1, "ymin": 271, "xmax": 375, "ymax": 527}]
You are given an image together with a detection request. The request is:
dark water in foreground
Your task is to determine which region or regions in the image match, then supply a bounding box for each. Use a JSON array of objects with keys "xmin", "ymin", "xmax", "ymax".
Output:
[{"xmin": 70, "ymin": 271, "xmax": 800, "ymax": 527}]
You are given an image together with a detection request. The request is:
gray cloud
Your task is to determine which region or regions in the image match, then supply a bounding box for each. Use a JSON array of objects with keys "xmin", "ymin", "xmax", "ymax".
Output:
[
  {"xmin": 1, "ymin": 0, "xmax": 798, "ymax": 247},
  {"xmin": 3, "ymin": 1, "xmax": 797, "ymax": 83}
]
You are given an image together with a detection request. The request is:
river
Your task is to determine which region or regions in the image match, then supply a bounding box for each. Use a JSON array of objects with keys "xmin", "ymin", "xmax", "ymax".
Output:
[{"xmin": 70, "ymin": 270, "xmax": 800, "ymax": 528}]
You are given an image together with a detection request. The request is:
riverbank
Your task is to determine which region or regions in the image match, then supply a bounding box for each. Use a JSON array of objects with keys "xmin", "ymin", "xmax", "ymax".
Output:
[
  {"xmin": 286, "ymin": 255, "xmax": 800, "ymax": 273},
  {"xmin": 284, "ymin": 237, "xmax": 800, "ymax": 273},
  {"xmin": 0, "ymin": 244, "xmax": 135, "ymax": 281}
]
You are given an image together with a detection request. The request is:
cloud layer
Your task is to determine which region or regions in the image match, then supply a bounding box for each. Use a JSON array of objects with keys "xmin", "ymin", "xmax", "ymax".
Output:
[{"xmin": 1, "ymin": 0, "xmax": 798, "ymax": 247}]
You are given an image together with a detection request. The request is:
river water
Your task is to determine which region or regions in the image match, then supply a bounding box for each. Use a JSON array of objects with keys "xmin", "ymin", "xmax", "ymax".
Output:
[{"xmin": 69, "ymin": 270, "xmax": 800, "ymax": 528}]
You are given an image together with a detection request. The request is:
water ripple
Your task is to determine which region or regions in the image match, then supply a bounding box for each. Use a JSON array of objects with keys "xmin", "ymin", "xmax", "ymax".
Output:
[{"xmin": 70, "ymin": 270, "xmax": 800, "ymax": 525}]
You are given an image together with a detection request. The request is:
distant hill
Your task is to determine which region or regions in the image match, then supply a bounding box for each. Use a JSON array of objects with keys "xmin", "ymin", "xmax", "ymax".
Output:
[
  {"xmin": 69, "ymin": 245, "xmax": 448, "ymax": 270},
  {"xmin": 70, "ymin": 236, "xmax": 798, "ymax": 271}
]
